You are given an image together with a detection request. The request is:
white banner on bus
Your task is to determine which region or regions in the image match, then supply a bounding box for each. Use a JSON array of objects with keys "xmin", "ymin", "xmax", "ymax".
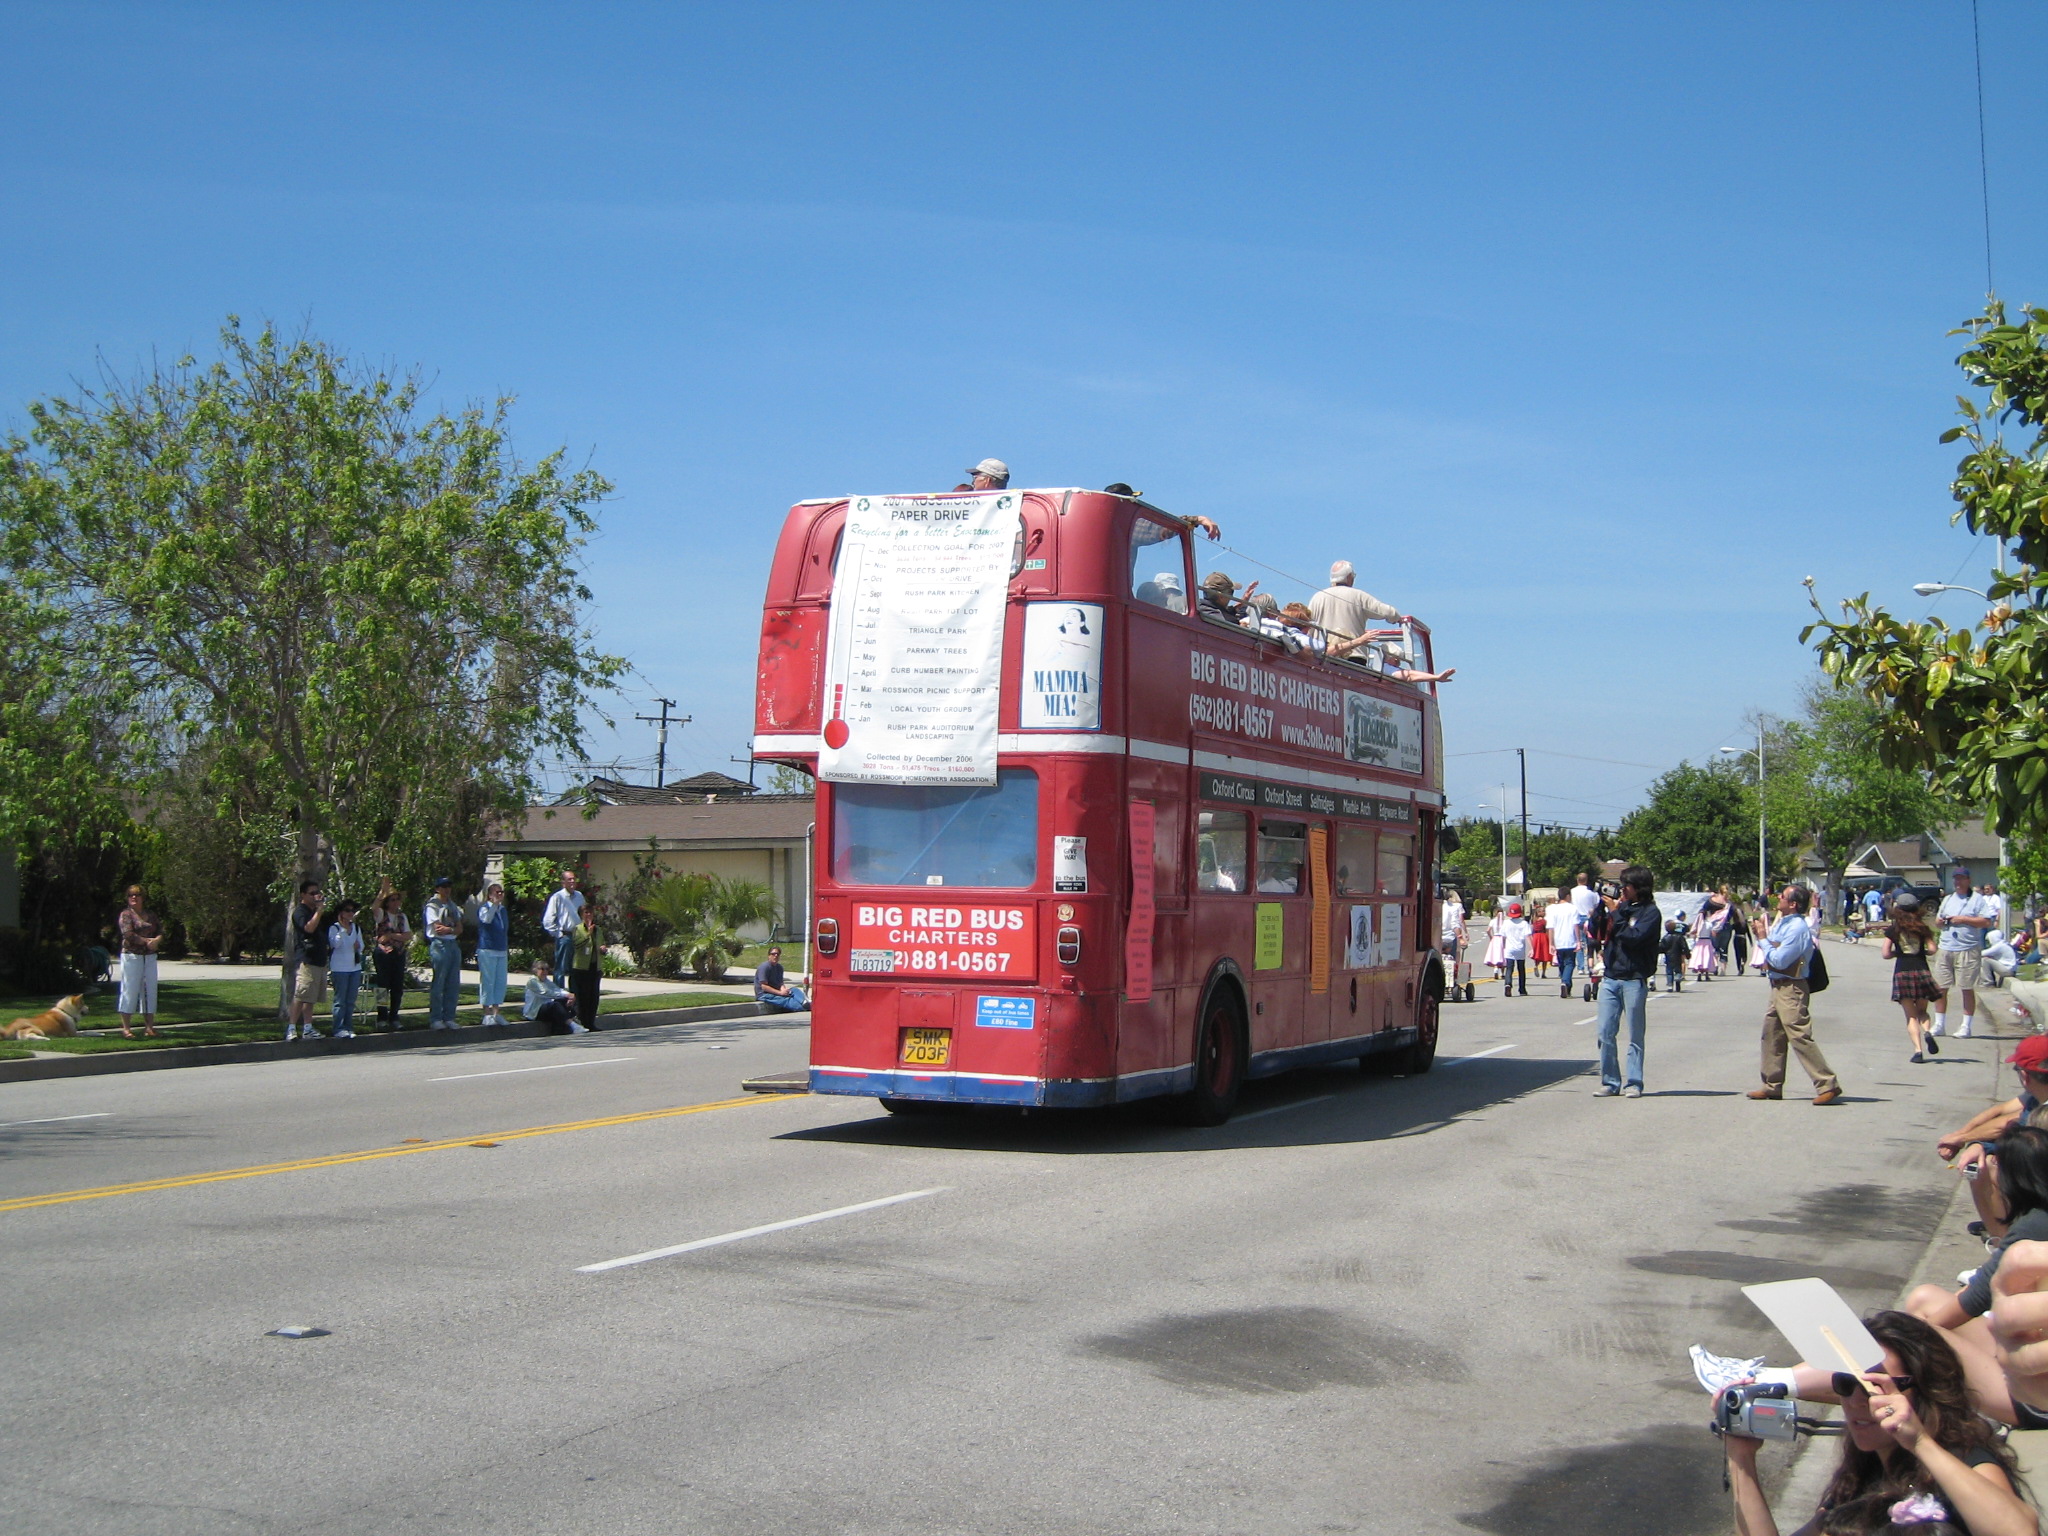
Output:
[{"xmin": 818, "ymin": 491, "xmax": 1020, "ymax": 786}]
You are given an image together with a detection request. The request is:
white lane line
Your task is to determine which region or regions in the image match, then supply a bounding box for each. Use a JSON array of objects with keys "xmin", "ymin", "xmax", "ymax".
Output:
[
  {"xmin": 1569, "ymin": 1015, "xmax": 1599, "ymax": 1027},
  {"xmin": 1234, "ymin": 1093, "xmax": 1337, "ymax": 1123},
  {"xmin": 0, "ymin": 1112, "xmax": 112, "ymax": 1128},
  {"xmin": 1442, "ymin": 1044, "xmax": 1516, "ymax": 1067},
  {"xmin": 577, "ymin": 1188, "xmax": 949, "ymax": 1273},
  {"xmin": 432, "ymin": 1057, "xmax": 635, "ymax": 1082}
]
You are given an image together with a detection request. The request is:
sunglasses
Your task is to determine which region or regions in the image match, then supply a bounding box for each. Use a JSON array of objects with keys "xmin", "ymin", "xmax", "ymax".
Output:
[{"xmin": 1832, "ymin": 1370, "xmax": 1913, "ymax": 1397}]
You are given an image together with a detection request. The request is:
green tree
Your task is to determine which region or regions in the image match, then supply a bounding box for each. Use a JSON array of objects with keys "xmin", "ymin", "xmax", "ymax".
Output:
[
  {"xmin": 639, "ymin": 873, "xmax": 779, "ymax": 981},
  {"xmin": 1615, "ymin": 761, "xmax": 1754, "ymax": 889},
  {"xmin": 764, "ymin": 762, "xmax": 812, "ymax": 795},
  {"xmin": 1523, "ymin": 827, "xmax": 1616, "ymax": 890},
  {"xmin": 1806, "ymin": 302, "xmax": 2048, "ymax": 838},
  {"xmin": 0, "ymin": 319, "xmax": 626, "ymax": 901},
  {"xmin": 1441, "ymin": 817, "xmax": 1507, "ymax": 902},
  {"xmin": 1761, "ymin": 679, "xmax": 1951, "ymax": 916}
]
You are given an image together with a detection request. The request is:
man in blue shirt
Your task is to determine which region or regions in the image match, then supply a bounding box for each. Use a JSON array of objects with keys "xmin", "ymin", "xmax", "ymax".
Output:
[
  {"xmin": 1931, "ymin": 865, "xmax": 1995, "ymax": 1040},
  {"xmin": 754, "ymin": 946, "xmax": 808, "ymax": 1013},
  {"xmin": 1747, "ymin": 885, "xmax": 1842, "ymax": 1104}
]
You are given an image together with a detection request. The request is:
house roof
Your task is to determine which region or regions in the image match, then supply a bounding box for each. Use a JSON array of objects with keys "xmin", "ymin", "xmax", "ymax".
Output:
[
  {"xmin": 551, "ymin": 771, "xmax": 763, "ymax": 808},
  {"xmin": 496, "ymin": 795, "xmax": 813, "ymax": 852},
  {"xmin": 1929, "ymin": 823, "xmax": 2000, "ymax": 861}
]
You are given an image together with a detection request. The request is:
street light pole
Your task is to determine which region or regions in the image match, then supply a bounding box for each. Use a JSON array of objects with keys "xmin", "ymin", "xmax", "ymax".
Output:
[{"xmin": 1722, "ymin": 733, "xmax": 1767, "ymax": 896}]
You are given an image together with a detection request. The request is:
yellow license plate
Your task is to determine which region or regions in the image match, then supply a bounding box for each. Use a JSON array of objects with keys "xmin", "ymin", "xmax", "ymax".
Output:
[{"xmin": 899, "ymin": 1027, "xmax": 952, "ymax": 1067}]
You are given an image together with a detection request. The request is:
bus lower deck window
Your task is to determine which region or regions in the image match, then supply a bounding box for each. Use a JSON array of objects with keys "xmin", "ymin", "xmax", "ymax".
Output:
[
  {"xmin": 831, "ymin": 769, "xmax": 1039, "ymax": 889},
  {"xmin": 1377, "ymin": 833, "xmax": 1414, "ymax": 896},
  {"xmin": 1197, "ymin": 810, "xmax": 1247, "ymax": 893},
  {"xmin": 1333, "ymin": 826, "xmax": 1375, "ymax": 896},
  {"xmin": 1257, "ymin": 821, "xmax": 1307, "ymax": 894}
]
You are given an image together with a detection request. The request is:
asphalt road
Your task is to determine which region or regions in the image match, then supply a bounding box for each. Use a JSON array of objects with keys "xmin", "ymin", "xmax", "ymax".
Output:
[{"xmin": 0, "ymin": 941, "xmax": 2018, "ymax": 1535}]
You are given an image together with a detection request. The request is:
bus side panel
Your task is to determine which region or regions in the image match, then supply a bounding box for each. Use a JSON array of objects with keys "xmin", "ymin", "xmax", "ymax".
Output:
[{"xmin": 1119, "ymin": 754, "xmax": 1188, "ymax": 1094}]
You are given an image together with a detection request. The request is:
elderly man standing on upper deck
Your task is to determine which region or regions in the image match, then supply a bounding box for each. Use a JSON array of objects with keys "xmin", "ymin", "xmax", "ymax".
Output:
[{"xmin": 1309, "ymin": 560, "xmax": 1411, "ymax": 646}]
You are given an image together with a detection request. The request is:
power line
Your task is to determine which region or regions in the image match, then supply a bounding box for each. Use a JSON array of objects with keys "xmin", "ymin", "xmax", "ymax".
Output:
[{"xmin": 1971, "ymin": 0, "xmax": 1995, "ymax": 296}]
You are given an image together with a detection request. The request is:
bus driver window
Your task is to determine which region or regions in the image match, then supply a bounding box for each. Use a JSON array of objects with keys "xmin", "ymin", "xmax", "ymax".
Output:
[
  {"xmin": 1196, "ymin": 810, "xmax": 1247, "ymax": 893},
  {"xmin": 1130, "ymin": 518, "xmax": 1188, "ymax": 613}
]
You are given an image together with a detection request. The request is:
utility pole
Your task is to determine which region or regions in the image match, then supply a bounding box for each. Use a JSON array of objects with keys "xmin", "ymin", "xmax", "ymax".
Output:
[
  {"xmin": 1756, "ymin": 722, "xmax": 1767, "ymax": 898},
  {"xmin": 1517, "ymin": 747, "xmax": 1530, "ymax": 891},
  {"xmin": 633, "ymin": 698, "xmax": 690, "ymax": 789},
  {"xmin": 1500, "ymin": 782, "xmax": 1509, "ymax": 896},
  {"xmin": 729, "ymin": 754, "xmax": 758, "ymax": 789}
]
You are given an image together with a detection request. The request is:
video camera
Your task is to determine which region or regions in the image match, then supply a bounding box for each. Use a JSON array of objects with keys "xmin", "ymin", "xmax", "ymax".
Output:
[
  {"xmin": 1711, "ymin": 1382, "xmax": 1798, "ymax": 1441},
  {"xmin": 1596, "ymin": 879, "xmax": 1624, "ymax": 901}
]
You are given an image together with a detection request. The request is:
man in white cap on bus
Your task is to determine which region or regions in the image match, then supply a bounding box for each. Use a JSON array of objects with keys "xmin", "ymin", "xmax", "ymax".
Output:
[
  {"xmin": 967, "ymin": 458, "xmax": 1010, "ymax": 490},
  {"xmin": 1310, "ymin": 560, "xmax": 1411, "ymax": 647}
]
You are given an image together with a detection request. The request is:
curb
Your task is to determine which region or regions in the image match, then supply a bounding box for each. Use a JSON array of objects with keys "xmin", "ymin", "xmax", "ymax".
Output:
[{"xmin": 0, "ymin": 1002, "xmax": 792, "ymax": 1084}]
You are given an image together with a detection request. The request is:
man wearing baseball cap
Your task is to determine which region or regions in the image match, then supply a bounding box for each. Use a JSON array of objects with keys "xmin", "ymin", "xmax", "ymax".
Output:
[
  {"xmin": 966, "ymin": 458, "xmax": 1009, "ymax": 490},
  {"xmin": 423, "ymin": 876, "xmax": 466, "ymax": 1030},
  {"xmin": 1936, "ymin": 1035, "xmax": 2048, "ymax": 1240}
]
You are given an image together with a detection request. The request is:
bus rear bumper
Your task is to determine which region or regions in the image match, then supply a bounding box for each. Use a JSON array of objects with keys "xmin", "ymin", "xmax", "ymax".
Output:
[{"xmin": 808, "ymin": 1065, "xmax": 1193, "ymax": 1108}]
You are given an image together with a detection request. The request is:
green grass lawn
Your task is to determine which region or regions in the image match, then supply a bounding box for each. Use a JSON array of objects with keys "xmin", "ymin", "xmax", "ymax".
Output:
[{"xmin": 4, "ymin": 984, "xmax": 746, "ymax": 1055}]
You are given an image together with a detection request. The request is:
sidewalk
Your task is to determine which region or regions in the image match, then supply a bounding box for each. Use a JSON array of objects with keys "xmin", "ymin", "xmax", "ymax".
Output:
[{"xmin": 152, "ymin": 957, "xmax": 776, "ymax": 999}]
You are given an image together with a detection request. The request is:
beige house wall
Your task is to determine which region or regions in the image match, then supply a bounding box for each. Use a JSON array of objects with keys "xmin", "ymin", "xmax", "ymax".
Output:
[{"xmin": 565, "ymin": 847, "xmax": 793, "ymax": 943}]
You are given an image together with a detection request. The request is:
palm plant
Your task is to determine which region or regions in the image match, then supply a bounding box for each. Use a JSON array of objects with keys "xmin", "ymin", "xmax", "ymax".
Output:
[{"xmin": 639, "ymin": 873, "xmax": 780, "ymax": 980}]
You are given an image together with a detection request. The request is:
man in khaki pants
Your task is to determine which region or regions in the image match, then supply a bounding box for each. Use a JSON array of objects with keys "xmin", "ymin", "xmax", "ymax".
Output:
[{"xmin": 1747, "ymin": 884, "xmax": 1842, "ymax": 1106}]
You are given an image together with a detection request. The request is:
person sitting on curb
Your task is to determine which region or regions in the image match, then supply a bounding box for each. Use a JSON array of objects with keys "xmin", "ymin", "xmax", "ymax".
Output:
[
  {"xmin": 1935, "ymin": 1034, "xmax": 2048, "ymax": 1241},
  {"xmin": 754, "ymin": 946, "xmax": 808, "ymax": 1014},
  {"xmin": 1716, "ymin": 1310, "xmax": 2032, "ymax": 1536},
  {"xmin": 522, "ymin": 956, "xmax": 588, "ymax": 1035}
]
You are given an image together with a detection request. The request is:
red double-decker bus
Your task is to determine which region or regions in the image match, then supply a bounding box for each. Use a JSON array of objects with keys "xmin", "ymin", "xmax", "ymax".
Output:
[{"xmin": 753, "ymin": 486, "xmax": 1447, "ymax": 1123}]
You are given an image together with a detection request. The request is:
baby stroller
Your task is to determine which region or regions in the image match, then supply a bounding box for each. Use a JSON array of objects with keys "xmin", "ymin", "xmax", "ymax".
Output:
[{"xmin": 1579, "ymin": 937, "xmax": 1602, "ymax": 1003}]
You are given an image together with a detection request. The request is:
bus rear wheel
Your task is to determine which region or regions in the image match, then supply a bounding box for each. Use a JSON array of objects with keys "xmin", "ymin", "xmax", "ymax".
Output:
[
  {"xmin": 1400, "ymin": 988, "xmax": 1441, "ymax": 1075},
  {"xmin": 1173, "ymin": 992, "xmax": 1245, "ymax": 1125}
]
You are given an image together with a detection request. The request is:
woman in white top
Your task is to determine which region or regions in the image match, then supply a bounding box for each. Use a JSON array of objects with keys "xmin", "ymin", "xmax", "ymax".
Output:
[{"xmin": 327, "ymin": 900, "xmax": 366, "ymax": 1039}]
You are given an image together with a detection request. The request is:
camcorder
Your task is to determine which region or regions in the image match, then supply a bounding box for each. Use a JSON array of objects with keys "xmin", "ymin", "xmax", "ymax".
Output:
[
  {"xmin": 1596, "ymin": 879, "xmax": 1624, "ymax": 901},
  {"xmin": 1711, "ymin": 1382, "xmax": 1799, "ymax": 1441}
]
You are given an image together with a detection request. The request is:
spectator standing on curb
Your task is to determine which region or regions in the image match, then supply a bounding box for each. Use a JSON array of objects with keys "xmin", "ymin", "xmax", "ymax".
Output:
[
  {"xmin": 543, "ymin": 868, "xmax": 585, "ymax": 984},
  {"xmin": 754, "ymin": 945, "xmax": 808, "ymax": 1013},
  {"xmin": 285, "ymin": 880, "xmax": 330, "ymax": 1042},
  {"xmin": 115, "ymin": 884, "xmax": 163, "ymax": 1039},
  {"xmin": 371, "ymin": 889, "xmax": 410, "ymax": 1027},
  {"xmin": 423, "ymin": 877, "xmax": 465, "ymax": 1030},
  {"xmin": 1546, "ymin": 895, "xmax": 1581, "ymax": 997},
  {"xmin": 327, "ymin": 901, "xmax": 364, "ymax": 1038},
  {"xmin": 521, "ymin": 955, "xmax": 587, "ymax": 1034},
  {"xmin": 1932, "ymin": 867, "xmax": 1996, "ymax": 1040},
  {"xmin": 567, "ymin": 903, "xmax": 602, "ymax": 1032},
  {"xmin": 1748, "ymin": 884, "xmax": 1843, "ymax": 1105},
  {"xmin": 1590, "ymin": 864, "xmax": 1660, "ymax": 1098},
  {"xmin": 475, "ymin": 881, "xmax": 510, "ymax": 1028}
]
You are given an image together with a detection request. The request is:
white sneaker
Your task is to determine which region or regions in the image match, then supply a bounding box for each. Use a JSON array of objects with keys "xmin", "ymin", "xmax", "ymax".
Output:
[
  {"xmin": 282, "ymin": 1028, "xmax": 297, "ymax": 1042},
  {"xmin": 1930, "ymin": 1020, "xmax": 1946, "ymax": 1036},
  {"xmin": 1622, "ymin": 1086, "xmax": 1643, "ymax": 1099},
  {"xmin": 569, "ymin": 1021, "xmax": 590, "ymax": 1034},
  {"xmin": 1955, "ymin": 1021, "xmax": 1973, "ymax": 1038},
  {"xmin": 334, "ymin": 1028, "xmax": 354, "ymax": 1039},
  {"xmin": 1690, "ymin": 1345, "xmax": 1766, "ymax": 1395},
  {"xmin": 1960, "ymin": 1268, "xmax": 1981, "ymax": 1287}
]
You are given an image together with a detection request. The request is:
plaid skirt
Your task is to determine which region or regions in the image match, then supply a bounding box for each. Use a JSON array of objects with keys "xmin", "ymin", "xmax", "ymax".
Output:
[{"xmin": 1893, "ymin": 963, "xmax": 1939, "ymax": 1004}]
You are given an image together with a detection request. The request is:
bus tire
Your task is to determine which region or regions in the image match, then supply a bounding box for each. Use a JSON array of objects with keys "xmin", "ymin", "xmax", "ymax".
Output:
[
  {"xmin": 1400, "ymin": 985, "xmax": 1441, "ymax": 1075},
  {"xmin": 1173, "ymin": 990, "xmax": 1245, "ymax": 1126}
]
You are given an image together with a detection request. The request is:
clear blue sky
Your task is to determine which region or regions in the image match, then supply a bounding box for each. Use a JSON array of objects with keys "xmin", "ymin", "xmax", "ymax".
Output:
[{"xmin": 5, "ymin": 2, "xmax": 2042, "ymax": 825}]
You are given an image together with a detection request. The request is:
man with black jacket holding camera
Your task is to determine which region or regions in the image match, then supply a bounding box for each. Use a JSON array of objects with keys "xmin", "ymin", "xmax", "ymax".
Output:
[{"xmin": 1589, "ymin": 864, "xmax": 1661, "ymax": 1098}]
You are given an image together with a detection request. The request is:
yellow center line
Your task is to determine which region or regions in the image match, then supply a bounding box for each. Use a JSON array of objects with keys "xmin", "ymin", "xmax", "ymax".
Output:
[{"xmin": 0, "ymin": 1093, "xmax": 790, "ymax": 1214}]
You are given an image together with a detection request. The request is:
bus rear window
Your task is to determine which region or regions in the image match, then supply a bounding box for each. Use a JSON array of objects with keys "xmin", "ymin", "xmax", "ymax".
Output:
[{"xmin": 831, "ymin": 770, "xmax": 1039, "ymax": 889}]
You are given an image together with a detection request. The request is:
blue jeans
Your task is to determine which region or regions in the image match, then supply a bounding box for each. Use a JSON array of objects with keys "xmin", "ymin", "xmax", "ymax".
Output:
[
  {"xmin": 330, "ymin": 969, "xmax": 362, "ymax": 1034},
  {"xmin": 1597, "ymin": 976, "xmax": 1648, "ymax": 1090},
  {"xmin": 477, "ymin": 949, "xmax": 508, "ymax": 1010},
  {"xmin": 553, "ymin": 931, "xmax": 576, "ymax": 983},
  {"xmin": 430, "ymin": 938, "xmax": 463, "ymax": 1026},
  {"xmin": 1557, "ymin": 948, "xmax": 1578, "ymax": 991},
  {"xmin": 757, "ymin": 987, "xmax": 808, "ymax": 1013}
]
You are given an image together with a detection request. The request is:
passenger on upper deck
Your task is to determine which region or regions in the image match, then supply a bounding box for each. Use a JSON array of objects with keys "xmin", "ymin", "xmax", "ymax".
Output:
[
  {"xmin": 1240, "ymin": 592, "xmax": 1299, "ymax": 649},
  {"xmin": 1279, "ymin": 602, "xmax": 1328, "ymax": 654},
  {"xmin": 1309, "ymin": 560, "xmax": 1410, "ymax": 645},
  {"xmin": 1109, "ymin": 484, "xmax": 1222, "ymax": 542},
  {"xmin": 1197, "ymin": 571, "xmax": 1257, "ymax": 624},
  {"xmin": 1135, "ymin": 571, "xmax": 1187, "ymax": 613},
  {"xmin": 967, "ymin": 458, "xmax": 1010, "ymax": 489}
]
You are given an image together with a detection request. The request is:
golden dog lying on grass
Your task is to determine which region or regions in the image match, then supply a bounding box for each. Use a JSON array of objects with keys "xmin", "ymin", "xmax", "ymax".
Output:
[{"xmin": 0, "ymin": 993, "xmax": 88, "ymax": 1040}]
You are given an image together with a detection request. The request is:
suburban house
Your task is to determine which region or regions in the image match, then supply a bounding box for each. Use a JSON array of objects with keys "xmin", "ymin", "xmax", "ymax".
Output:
[
  {"xmin": 488, "ymin": 772, "xmax": 813, "ymax": 942},
  {"xmin": 1831, "ymin": 823, "xmax": 2004, "ymax": 890}
]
